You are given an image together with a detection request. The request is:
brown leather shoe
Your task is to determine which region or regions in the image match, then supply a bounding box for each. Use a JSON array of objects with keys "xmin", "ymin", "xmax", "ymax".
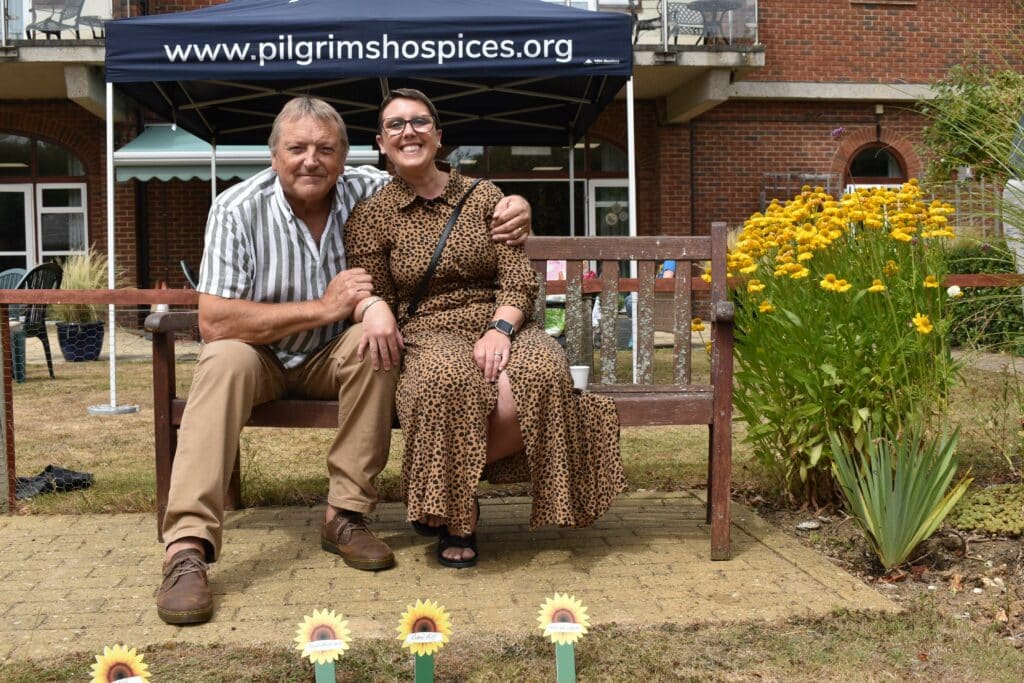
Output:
[
  {"xmin": 321, "ymin": 511, "xmax": 395, "ymax": 571},
  {"xmin": 156, "ymin": 547, "xmax": 213, "ymax": 625}
]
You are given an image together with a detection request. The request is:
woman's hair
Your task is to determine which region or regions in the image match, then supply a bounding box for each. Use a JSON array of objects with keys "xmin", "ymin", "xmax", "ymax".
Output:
[
  {"xmin": 378, "ymin": 88, "xmax": 441, "ymax": 131},
  {"xmin": 268, "ymin": 96, "xmax": 348, "ymax": 151}
]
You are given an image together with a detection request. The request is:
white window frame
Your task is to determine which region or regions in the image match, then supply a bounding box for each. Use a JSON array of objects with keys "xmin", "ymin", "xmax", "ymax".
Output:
[{"xmin": 35, "ymin": 182, "xmax": 88, "ymax": 262}]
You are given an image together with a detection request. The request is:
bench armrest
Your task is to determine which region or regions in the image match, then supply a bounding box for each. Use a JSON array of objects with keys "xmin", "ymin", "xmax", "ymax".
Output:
[
  {"xmin": 711, "ymin": 301, "xmax": 734, "ymax": 323},
  {"xmin": 145, "ymin": 310, "xmax": 199, "ymax": 334}
]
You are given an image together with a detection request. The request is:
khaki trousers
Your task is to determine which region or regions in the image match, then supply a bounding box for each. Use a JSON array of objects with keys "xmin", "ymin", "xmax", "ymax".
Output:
[{"xmin": 162, "ymin": 324, "xmax": 398, "ymax": 561}]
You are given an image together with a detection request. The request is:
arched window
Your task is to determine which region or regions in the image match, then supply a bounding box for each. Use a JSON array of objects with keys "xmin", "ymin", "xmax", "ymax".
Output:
[
  {"xmin": 0, "ymin": 133, "xmax": 87, "ymax": 270},
  {"xmin": 846, "ymin": 144, "xmax": 907, "ymax": 188}
]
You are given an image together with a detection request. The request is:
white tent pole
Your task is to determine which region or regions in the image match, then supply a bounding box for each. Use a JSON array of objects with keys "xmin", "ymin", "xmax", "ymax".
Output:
[
  {"xmin": 106, "ymin": 82, "xmax": 118, "ymax": 407},
  {"xmin": 210, "ymin": 139, "xmax": 217, "ymax": 202},
  {"xmin": 568, "ymin": 132, "xmax": 575, "ymax": 237},
  {"xmin": 626, "ymin": 77, "xmax": 638, "ymax": 382},
  {"xmin": 89, "ymin": 84, "xmax": 139, "ymax": 416}
]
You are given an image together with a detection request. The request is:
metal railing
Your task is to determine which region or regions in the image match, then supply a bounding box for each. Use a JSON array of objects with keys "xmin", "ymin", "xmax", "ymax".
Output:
[{"xmin": 3, "ymin": 0, "xmax": 115, "ymax": 41}]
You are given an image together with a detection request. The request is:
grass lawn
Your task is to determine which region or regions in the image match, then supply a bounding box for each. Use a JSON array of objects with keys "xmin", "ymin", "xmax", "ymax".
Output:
[{"xmin": 3, "ymin": 341, "xmax": 1022, "ymax": 680}]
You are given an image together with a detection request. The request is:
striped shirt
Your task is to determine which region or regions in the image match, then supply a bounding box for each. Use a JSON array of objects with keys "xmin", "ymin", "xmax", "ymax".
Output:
[{"xmin": 197, "ymin": 165, "xmax": 390, "ymax": 368}]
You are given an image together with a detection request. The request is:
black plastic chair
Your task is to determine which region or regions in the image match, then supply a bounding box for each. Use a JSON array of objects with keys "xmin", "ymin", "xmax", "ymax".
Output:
[
  {"xmin": 0, "ymin": 268, "xmax": 27, "ymax": 382},
  {"xmin": 15, "ymin": 262, "xmax": 62, "ymax": 380}
]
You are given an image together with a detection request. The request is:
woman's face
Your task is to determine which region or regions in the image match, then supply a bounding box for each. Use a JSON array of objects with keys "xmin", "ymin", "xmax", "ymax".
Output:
[{"xmin": 377, "ymin": 97, "xmax": 442, "ymax": 176}]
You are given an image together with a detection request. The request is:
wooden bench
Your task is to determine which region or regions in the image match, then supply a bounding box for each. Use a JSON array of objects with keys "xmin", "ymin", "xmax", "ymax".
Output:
[{"xmin": 146, "ymin": 223, "xmax": 735, "ymax": 559}]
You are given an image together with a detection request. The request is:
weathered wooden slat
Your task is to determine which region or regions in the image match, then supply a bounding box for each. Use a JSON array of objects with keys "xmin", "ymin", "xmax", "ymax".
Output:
[
  {"xmin": 599, "ymin": 260, "xmax": 619, "ymax": 384},
  {"xmin": 0, "ymin": 288, "xmax": 199, "ymax": 305},
  {"xmin": 526, "ymin": 237, "xmax": 713, "ymax": 260},
  {"xmin": 564, "ymin": 260, "xmax": 585, "ymax": 365},
  {"xmin": 944, "ymin": 273, "xmax": 1024, "ymax": 287},
  {"xmin": 636, "ymin": 260, "xmax": 657, "ymax": 384},
  {"xmin": 543, "ymin": 278, "xmax": 710, "ymax": 294},
  {"xmin": 673, "ymin": 267, "xmax": 693, "ymax": 385}
]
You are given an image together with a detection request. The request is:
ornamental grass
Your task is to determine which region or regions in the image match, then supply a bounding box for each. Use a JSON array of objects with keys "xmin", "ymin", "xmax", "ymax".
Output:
[{"xmin": 727, "ymin": 181, "xmax": 961, "ymax": 505}]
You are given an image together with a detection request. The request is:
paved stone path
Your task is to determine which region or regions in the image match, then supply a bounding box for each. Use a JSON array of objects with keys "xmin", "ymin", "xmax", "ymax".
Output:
[{"xmin": 0, "ymin": 492, "xmax": 894, "ymax": 663}]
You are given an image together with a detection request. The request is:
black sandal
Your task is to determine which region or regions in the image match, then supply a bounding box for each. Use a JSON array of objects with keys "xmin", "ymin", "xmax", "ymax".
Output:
[
  {"xmin": 436, "ymin": 499, "xmax": 480, "ymax": 569},
  {"xmin": 410, "ymin": 519, "xmax": 443, "ymax": 537},
  {"xmin": 437, "ymin": 530, "xmax": 478, "ymax": 568}
]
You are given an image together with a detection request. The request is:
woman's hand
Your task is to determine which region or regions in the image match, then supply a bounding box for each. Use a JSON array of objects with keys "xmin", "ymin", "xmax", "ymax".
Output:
[
  {"xmin": 474, "ymin": 329, "xmax": 511, "ymax": 382},
  {"xmin": 357, "ymin": 304, "xmax": 404, "ymax": 371}
]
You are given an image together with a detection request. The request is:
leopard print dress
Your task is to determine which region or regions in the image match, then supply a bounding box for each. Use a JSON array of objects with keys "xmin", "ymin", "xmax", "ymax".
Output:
[{"xmin": 345, "ymin": 168, "xmax": 625, "ymax": 537}]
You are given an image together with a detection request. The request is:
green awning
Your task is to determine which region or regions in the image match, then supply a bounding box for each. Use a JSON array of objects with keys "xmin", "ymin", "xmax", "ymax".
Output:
[{"xmin": 114, "ymin": 125, "xmax": 377, "ymax": 182}]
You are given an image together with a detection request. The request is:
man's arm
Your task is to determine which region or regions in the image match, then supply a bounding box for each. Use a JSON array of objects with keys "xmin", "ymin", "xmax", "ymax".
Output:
[
  {"xmin": 347, "ymin": 165, "xmax": 532, "ymax": 245},
  {"xmin": 198, "ymin": 268, "xmax": 373, "ymax": 343}
]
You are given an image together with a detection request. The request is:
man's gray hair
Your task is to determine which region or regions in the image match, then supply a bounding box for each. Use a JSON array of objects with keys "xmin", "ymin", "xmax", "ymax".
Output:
[{"xmin": 268, "ymin": 96, "xmax": 348, "ymax": 151}]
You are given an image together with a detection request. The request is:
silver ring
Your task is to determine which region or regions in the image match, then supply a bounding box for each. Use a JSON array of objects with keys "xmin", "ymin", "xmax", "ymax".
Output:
[{"xmin": 494, "ymin": 352, "xmax": 502, "ymax": 358}]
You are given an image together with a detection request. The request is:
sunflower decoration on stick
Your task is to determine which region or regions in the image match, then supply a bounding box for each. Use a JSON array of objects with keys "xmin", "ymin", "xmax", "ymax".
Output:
[
  {"xmin": 537, "ymin": 593, "xmax": 591, "ymax": 683},
  {"xmin": 396, "ymin": 599, "xmax": 453, "ymax": 683},
  {"xmin": 89, "ymin": 644, "xmax": 150, "ymax": 683},
  {"xmin": 294, "ymin": 608, "xmax": 352, "ymax": 682}
]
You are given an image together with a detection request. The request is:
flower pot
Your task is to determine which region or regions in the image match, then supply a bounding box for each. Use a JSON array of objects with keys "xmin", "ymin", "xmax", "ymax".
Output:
[{"xmin": 56, "ymin": 321, "xmax": 105, "ymax": 362}]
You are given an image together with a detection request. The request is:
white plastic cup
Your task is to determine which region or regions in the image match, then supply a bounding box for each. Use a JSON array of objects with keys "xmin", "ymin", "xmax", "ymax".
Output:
[{"xmin": 569, "ymin": 365, "xmax": 591, "ymax": 390}]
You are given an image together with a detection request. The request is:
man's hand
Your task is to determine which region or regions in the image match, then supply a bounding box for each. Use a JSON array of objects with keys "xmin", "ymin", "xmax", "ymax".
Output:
[
  {"xmin": 322, "ymin": 268, "xmax": 374, "ymax": 320},
  {"xmin": 357, "ymin": 304, "xmax": 404, "ymax": 371},
  {"xmin": 490, "ymin": 194, "xmax": 531, "ymax": 246}
]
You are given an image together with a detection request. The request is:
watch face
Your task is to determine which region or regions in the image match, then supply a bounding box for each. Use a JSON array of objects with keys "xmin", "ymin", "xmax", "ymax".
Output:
[{"xmin": 490, "ymin": 320, "xmax": 514, "ymax": 336}]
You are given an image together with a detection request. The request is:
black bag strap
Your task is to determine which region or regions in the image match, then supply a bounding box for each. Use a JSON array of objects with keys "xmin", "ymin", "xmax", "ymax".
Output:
[{"xmin": 403, "ymin": 178, "xmax": 483, "ymax": 322}]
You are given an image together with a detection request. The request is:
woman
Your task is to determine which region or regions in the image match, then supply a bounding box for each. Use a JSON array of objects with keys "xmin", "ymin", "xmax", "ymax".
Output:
[{"xmin": 345, "ymin": 89, "xmax": 624, "ymax": 568}]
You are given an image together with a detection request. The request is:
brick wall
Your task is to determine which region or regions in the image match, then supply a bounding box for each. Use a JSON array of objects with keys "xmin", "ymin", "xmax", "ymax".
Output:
[
  {"xmin": 0, "ymin": 100, "xmax": 140, "ymax": 282},
  {"xmin": 752, "ymin": 0, "xmax": 1024, "ymax": 83}
]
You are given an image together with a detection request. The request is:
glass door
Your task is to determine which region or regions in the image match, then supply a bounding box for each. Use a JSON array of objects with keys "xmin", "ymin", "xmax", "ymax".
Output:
[
  {"xmin": 588, "ymin": 179, "xmax": 630, "ymax": 237},
  {"xmin": 0, "ymin": 185, "xmax": 35, "ymax": 270}
]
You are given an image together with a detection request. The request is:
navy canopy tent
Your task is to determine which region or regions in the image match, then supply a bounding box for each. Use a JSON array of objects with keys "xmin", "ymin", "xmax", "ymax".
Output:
[
  {"xmin": 104, "ymin": 0, "xmax": 633, "ymax": 146},
  {"xmin": 95, "ymin": 0, "xmax": 634, "ymax": 410}
]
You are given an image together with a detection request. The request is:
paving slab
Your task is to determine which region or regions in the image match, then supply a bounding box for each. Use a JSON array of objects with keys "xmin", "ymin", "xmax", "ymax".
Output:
[{"xmin": 0, "ymin": 491, "xmax": 895, "ymax": 662}]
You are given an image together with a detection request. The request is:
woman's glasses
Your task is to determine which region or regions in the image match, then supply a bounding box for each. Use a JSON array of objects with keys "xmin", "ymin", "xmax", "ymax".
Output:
[{"xmin": 381, "ymin": 116, "xmax": 435, "ymax": 136}]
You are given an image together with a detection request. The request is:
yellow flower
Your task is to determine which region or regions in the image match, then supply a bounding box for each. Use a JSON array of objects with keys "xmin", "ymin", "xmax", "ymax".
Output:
[
  {"xmin": 923, "ymin": 275, "xmax": 939, "ymax": 289},
  {"xmin": 833, "ymin": 279, "xmax": 852, "ymax": 293},
  {"xmin": 397, "ymin": 599, "xmax": 453, "ymax": 657},
  {"xmin": 883, "ymin": 260, "xmax": 899, "ymax": 276},
  {"xmin": 867, "ymin": 279, "xmax": 886, "ymax": 293},
  {"xmin": 537, "ymin": 593, "xmax": 590, "ymax": 645},
  {"xmin": 747, "ymin": 279, "xmax": 765, "ymax": 293},
  {"xmin": 691, "ymin": 317, "xmax": 706, "ymax": 332},
  {"xmin": 90, "ymin": 645, "xmax": 150, "ymax": 683},
  {"xmin": 889, "ymin": 229, "xmax": 913, "ymax": 243},
  {"xmin": 759, "ymin": 300, "xmax": 775, "ymax": 313},
  {"xmin": 705, "ymin": 341, "xmax": 713, "ymax": 353},
  {"xmin": 791, "ymin": 266, "xmax": 810, "ymax": 279},
  {"xmin": 295, "ymin": 609, "xmax": 352, "ymax": 665},
  {"xmin": 700, "ymin": 272, "xmax": 711, "ymax": 283},
  {"xmin": 912, "ymin": 313, "xmax": 933, "ymax": 335},
  {"xmin": 820, "ymin": 273, "xmax": 839, "ymax": 291}
]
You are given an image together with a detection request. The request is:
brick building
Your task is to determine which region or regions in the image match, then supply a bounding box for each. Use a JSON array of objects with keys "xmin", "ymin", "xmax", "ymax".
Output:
[{"xmin": 1, "ymin": 0, "xmax": 1021, "ymax": 288}]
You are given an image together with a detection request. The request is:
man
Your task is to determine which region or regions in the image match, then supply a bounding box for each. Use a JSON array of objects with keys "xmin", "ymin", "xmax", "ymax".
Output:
[{"xmin": 156, "ymin": 96, "xmax": 531, "ymax": 625}]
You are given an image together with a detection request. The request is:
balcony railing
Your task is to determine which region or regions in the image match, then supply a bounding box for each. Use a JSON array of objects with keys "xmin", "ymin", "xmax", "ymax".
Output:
[
  {"xmin": 3, "ymin": 0, "xmax": 758, "ymax": 47},
  {"xmin": 2, "ymin": 0, "xmax": 123, "ymax": 43},
  {"xmin": 548, "ymin": 0, "xmax": 758, "ymax": 49}
]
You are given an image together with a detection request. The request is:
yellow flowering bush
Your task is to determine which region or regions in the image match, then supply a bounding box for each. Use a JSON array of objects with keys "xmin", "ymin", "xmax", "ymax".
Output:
[{"xmin": 729, "ymin": 181, "xmax": 960, "ymax": 504}]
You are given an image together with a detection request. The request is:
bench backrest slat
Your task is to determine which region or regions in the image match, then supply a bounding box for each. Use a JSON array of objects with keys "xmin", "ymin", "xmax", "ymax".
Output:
[
  {"xmin": 599, "ymin": 259, "xmax": 619, "ymax": 384},
  {"xmin": 674, "ymin": 266, "xmax": 694, "ymax": 384},
  {"xmin": 635, "ymin": 260, "xmax": 657, "ymax": 384}
]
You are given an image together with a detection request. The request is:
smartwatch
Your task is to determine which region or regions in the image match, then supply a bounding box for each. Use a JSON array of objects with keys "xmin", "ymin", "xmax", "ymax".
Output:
[{"xmin": 485, "ymin": 319, "xmax": 515, "ymax": 338}]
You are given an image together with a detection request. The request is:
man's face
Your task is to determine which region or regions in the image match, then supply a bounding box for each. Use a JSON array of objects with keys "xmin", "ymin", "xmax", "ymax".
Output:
[{"xmin": 271, "ymin": 115, "xmax": 346, "ymax": 208}]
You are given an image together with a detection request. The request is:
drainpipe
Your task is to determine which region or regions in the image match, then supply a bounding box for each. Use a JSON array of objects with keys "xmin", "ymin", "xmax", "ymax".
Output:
[{"xmin": 689, "ymin": 121, "xmax": 696, "ymax": 234}]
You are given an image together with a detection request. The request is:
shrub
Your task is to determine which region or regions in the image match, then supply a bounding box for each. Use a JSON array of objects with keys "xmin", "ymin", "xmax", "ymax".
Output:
[
  {"xmin": 728, "ymin": 182, "xmax": 960, "ymax": 505},
  {"xmin": 830, "ymin": 425, "xmax": 972, "ymax": 571}
]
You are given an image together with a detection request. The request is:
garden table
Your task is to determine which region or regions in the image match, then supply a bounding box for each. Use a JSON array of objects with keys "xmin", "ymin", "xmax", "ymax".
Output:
[{"xmin": 686, "ymin": 0, "xmax": 742, "ymax": 45}]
